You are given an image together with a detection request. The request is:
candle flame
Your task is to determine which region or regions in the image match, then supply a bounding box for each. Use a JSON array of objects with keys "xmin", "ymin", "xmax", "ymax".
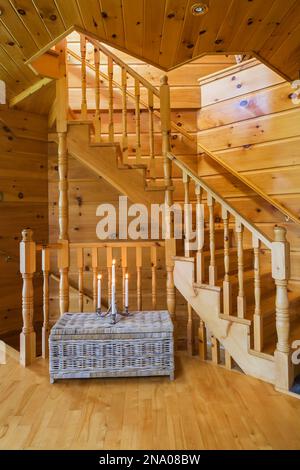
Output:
[
  {"xmin": 125, "ymin": 273, "xmax": 129, "ymax": 279},
  {"xmin": 97, "ymin": 274, "xmax": 102, "ymax": 280},
  {"xmin": 112, "ymin": 259, "xmax": 116, "ymax": 265}
]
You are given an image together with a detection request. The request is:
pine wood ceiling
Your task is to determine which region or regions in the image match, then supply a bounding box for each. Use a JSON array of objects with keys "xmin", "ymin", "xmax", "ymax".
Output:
[{"xmin": 0, "ymin": 0, "xmax": 299, "ymax": 99}]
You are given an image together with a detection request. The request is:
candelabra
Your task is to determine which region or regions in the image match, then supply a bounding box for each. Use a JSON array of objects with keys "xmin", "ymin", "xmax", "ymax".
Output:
[{"xmin": 96, "ymin": 304, "xmax": 130, "ymax": 324}]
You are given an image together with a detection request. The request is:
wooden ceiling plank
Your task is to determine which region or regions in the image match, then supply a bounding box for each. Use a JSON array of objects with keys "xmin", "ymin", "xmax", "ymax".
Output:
[
  {"xmin": 244, "ymin": 0, "xmax": 297, "ymax": 53},
  {"xmin": 0, "ymin": 4, "xmax": 39, "ymax": 58},
  {"xmin": 196, "ymin": 0, "xmax": 244, "ymax": 56},
  {"xmin": 259, "ymin": 1, "xmax": 300, "ymax": 61},
  {"xmin": 99, "ymin": 0, "xmax": 125, "ymax": 48},
  {"xmin": 142, "ymin": 0, "xmax": 166, "ymax": 65},
  {"xmin": 76, "ymin": 0, "xmax": 106, "ymax": 37},
  {"xmin": 0, "ymin": 64, "xmax": 21, "ymax": 95},
  {"xmin": 227, "ymin": 0, "xmax": 280, "ymax": 53},
  {"xmin": 267, "ymin": 24, "xmax": 300, "ymax": 80},
  {"xmin": 159, "ymin": 0, "xmax": 188, "ymax": 68},
  {"xmin": 0, "ymin": 46, "xmax": 32, "ymax": 87},
  {"xmin": 32, "ymin": 0, "xmax": 66, "ymax": 40},
  {"xmin": 122, "ymin": 0, "xmax": 144, "ymax": 58},
  {"xmin": 54, "ymin": 0, "xmax": 83, "ymax": 29},
  {"xmin": 9, "ymin": 0, "xmax": 52, "ymax": 48}
]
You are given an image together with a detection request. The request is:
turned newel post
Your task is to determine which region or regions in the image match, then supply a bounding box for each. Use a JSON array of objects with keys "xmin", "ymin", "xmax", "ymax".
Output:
[
  {"xmin": 272, "ymin": 226, "xmax": 293, "ymax": 390},
  {"xmin": 20, "ymin": 229, "xmax": 36, "ymax": 366},
  {"xmin": 58, "ymin": 132, "xmax": 68, "ymax": 241},
  {"xmin": 42, "ymin": 247, "xmax": 50, "ymax": 359},
  {"xmin": 160, "ymin": 75, "xmax": 176, "ymax": 335},
  {"xmin": 58, "ymin": 239, "xmax": 69, "ymax": 316}
]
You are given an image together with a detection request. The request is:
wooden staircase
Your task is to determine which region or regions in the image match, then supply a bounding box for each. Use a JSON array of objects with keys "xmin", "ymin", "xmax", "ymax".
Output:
[
  {"xmin": 17, "ymin": 32, "xmax": 300, "ymax": 397},
  {"xmin": 51, "ymin": 121, "xmax": 165, "ymax": 207}
]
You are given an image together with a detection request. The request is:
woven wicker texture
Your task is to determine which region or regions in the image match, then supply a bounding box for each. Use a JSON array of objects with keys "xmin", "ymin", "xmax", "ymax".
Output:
[{"xmin": 49, "ymin": 311, "xmax": 174, "ymax": 382}]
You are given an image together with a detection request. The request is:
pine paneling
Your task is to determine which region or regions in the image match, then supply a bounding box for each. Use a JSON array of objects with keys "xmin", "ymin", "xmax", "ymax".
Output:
[{"xmin": 0, "ymin": 109, "xmax": 48, "ymax": 347}]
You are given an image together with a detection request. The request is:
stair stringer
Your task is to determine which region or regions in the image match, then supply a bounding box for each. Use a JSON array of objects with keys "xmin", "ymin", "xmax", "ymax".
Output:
[
  {"xmin": 174, "ymin": 257, "xmax": 275, "ymax": 385},
  {"xmin": 61, "ymin": 122, "xmax": 164, "ymax": 207}
]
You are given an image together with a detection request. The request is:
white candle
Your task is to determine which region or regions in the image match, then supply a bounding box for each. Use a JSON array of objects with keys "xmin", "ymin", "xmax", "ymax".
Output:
[
  {"xmin": 97, "ymin": 274, "xmax": 102, "ymax": 309},
  {"xmin": 125, "ymin": 273, "xmax": 129, "ymax": 309},
  {"xmin": 111, "ymin": 259, "xmax": 116, "ymax": 314}
]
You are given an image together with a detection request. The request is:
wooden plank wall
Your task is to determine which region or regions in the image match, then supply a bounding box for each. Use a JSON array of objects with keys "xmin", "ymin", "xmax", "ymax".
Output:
[
  {"xmin": 0, "ymin": 107, "xmax": 48, "ymax": 349},
  {"xmin": 197, "ymin": 59, "xmax": 300, "ymax": 286}
]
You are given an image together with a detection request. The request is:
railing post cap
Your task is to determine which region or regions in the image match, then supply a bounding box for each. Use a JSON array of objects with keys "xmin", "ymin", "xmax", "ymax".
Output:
[
  {"xmin": 274, "ymin": 225, "xmax": 287, "ymax": 242},
  {"xmin": 160, "ymin": 75, "xmax": 169, "ymax": 86},
  {"xmin": 22, "ymin": 228, "xmax": 33, "ymax": 242}
]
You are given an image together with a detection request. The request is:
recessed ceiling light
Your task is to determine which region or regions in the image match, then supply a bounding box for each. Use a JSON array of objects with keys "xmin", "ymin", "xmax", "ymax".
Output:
[{"xmin": 191, "ymin": 3, "xmax": 209, "ymax": 16}]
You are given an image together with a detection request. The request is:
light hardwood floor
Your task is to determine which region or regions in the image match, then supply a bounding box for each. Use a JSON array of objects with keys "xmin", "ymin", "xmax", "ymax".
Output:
[{"xmin": 1, "ymin": 345, "xmax": 300, "ymax": 450}]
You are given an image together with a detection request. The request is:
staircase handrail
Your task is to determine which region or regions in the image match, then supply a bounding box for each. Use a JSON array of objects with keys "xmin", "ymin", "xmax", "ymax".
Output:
[{"xmin": 167, "ymin": 152, "xmax": 273, "ymax": 248}]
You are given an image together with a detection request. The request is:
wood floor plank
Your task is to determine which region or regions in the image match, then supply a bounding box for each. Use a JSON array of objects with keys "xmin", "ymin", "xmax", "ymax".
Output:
[{"xmin": 0, "ymin": 348, "xmax": 300, "ymax": 450}]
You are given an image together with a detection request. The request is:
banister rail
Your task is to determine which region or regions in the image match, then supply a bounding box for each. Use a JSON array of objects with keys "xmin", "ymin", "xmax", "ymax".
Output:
[{"xmin": 167, "ymin": 151, "xmax": 272, "ymax": 249}]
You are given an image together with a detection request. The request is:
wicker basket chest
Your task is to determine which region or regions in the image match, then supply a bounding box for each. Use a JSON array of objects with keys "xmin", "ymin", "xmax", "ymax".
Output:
[{"xmin": 49, "ymin": 311, "xmax": 174, "ymax": 383}]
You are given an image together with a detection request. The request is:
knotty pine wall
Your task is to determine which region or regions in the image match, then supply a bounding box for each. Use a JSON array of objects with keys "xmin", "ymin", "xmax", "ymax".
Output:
[
  {"xmin": 0, "ymin": 107, "xmax": 48, "ymax": 349},
  {"xmin": 197, "ymin": 58, "xmax": 300, "ymax": 289}
]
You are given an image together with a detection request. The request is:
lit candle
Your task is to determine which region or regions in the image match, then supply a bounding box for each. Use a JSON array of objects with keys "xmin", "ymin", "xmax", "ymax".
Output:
[
  {"xmin": 97, "ymin": 274, "xmax": 102, "ymax": 309},
  {"xmin": 111, "ymin": 259, "xmax": 116, "ymax": 314},
  {"xmin": 125, "ymin": 273, "xmax": 129, "ymax": 309}
]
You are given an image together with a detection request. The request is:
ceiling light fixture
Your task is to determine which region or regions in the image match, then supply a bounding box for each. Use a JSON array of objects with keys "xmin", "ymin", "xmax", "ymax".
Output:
[{"xmin": 191, "ymin": 3, "xmax": 209, "ymax": 16}]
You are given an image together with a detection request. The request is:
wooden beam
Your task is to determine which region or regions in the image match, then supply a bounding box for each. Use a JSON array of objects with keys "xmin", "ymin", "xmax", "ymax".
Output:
[
  {"xmin": 9, "ymin": 78, "xmax": 53, "ymax": 108},
  {"xmin": 29, "ymin": 51, "xmax": 60, "ymax": 79}
]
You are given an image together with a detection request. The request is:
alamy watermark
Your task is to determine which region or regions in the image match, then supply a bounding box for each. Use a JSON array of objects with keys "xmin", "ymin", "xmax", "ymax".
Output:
[
  {"xmin": 96, "ymin": 196, "xmax": 204, "ymax": 251},
  {"xmin": 291, "ymin": 80, "xmax": 300, "ymax": 105},
  {"xmin": 0, "ymin": 340, "xmax": 6, "ymax": 364}
]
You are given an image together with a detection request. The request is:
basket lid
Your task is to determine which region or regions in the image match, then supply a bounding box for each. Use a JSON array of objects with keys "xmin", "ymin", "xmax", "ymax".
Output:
[{"xmin": 50, "ymin": 310, "xmax": 173, "ymax": 336}]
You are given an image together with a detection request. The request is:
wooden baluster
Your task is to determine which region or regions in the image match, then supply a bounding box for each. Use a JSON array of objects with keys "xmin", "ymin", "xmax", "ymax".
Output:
[
  {"xmin": 195, "ymin": 184, "xmax": 204, "ymax": 284},
  {"xmin": 42, "ymin": 247, "xmax": 50, "ymax": 359},
  {"xmin": 272, "ymin": 226, "xmax": 293, "ymax": 390},
  {"xmin": 148, "ymin": 89, "xmax": 155, "ymax": 181},
  {"xmin": 225, "ymin": 350, "xmax": 234, "ymax": 370},
  {"xmin": 222, "ymin": 207, "xmax": 232, "ymax": 315},
  {"xmin": 236, "ymin": 220, "xmax": 246, "ymax": 318},
  {"xmin": 198, "ymin": 319, "xmax": 207, "ymax": 360},
  {"xmin": 207, "ymin": 194, "xmax": 217, "ymax": 286},
  {"xmin": 253, "ymin": 235, "xmax": 262, "ymax": 351},
  {"xmin": 183, "ymin": 172, "xmax": 191, "ymax": 258},
  {"xmin": 160, "ymin": 76, "xmax": 176, "ymax": 335},
  {"xmin": 94, "ymin": 46, "xmax": 101, "ymax": 142},
  {"xmin": 121, "ymin": 246, "xmax": 128, "ymax": 309},
  {"xmin": 211, "ymin": 335, "xmax": 220, "ymax": 364},
  {"xmin": 92, "ymin": 247, "xmax": 98, "ymax": 311},
  {"xmin": 58, "ymin": 132, "xmax": 68, "ymax": 241},
  {"xmin": 150, "ymin": 246, "xmax": 157, "ymax": 310},
  {"xmin": 55, "ymin": 39, "xmax": 68, "ymax": 133},
  {"xmin": 187, "ymin": 304, "xmax": 194, "ymax": 355},
  {"xmin": 80, "ymin": 35, "xmax": 87, "ymax": 120},
  {"xmin": 20, "ymin": 229, "xmax": 36, "ymax": 366},
  {"xmin": 108, "ymin": 56, "xmax": 114, "ymax": 142},
  {"xmin": 58, "ymin": 239, "xmax": 69, "ymax": 316},
  {"xmin": 135, "ymin": 78, "xmax": 141, "ymax": 164},
  {"xmin": 121, "ymin": 67, "xmax": 128, "ymax": 164},
  {"xmin": 77, "ymin": 247, "xmax": 84, "ymax": 312},
  {"xmin": 107, "ymin": 247, "xmax": 113, "ymax": 305},
  {"xmin": 136, "ymin": 246, "xmax": 142, "ymax": 311}
]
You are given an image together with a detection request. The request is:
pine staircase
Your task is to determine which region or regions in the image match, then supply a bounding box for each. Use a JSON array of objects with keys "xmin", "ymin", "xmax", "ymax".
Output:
[{"xmin": 17, "ymin": 33, "xmax": 300, "ymax": 397}]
